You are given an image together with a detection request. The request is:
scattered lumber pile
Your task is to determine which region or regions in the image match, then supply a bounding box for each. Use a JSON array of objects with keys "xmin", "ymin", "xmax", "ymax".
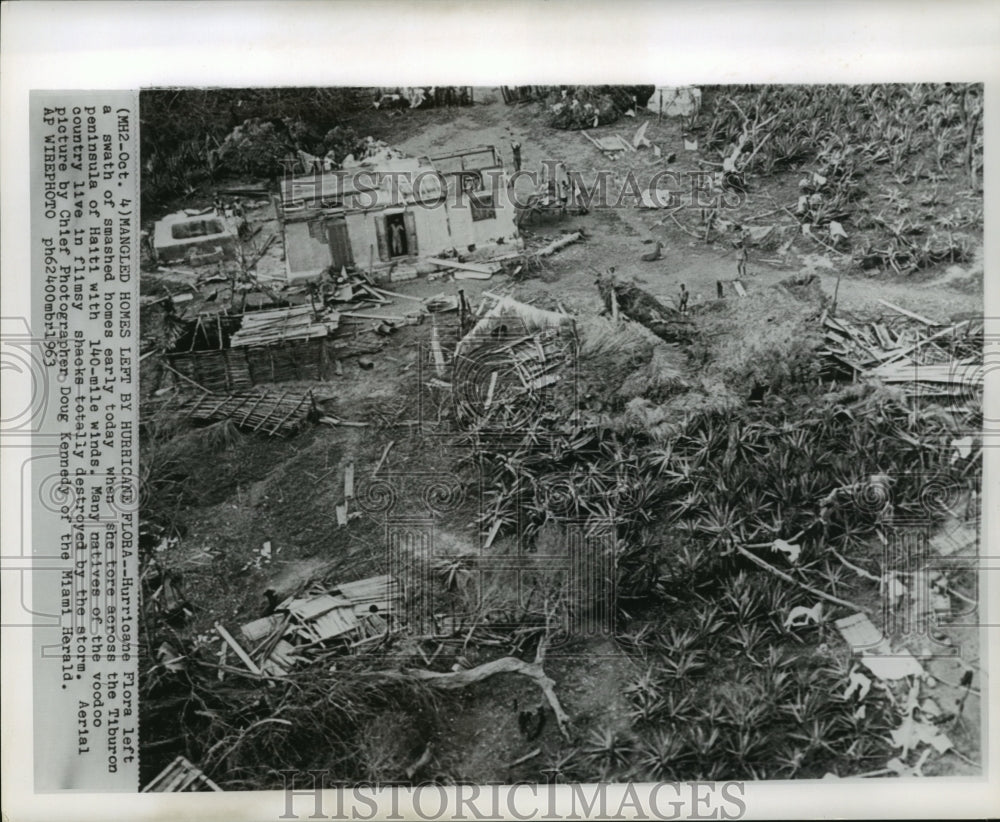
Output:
[
  {"xmin": 596, "ymin": 275, "xmax": 693, "ymax": 343},
  {"xmin": 141, "ymin": 755, "xmax": 222, "ymax": 793},
  {"xmin": 821, "ymin": 307, "xmax": 981, "ymax": 398},
  {"xmin": 582, "ymin": 131, "xmax": 634, "ymax": 155},
  {"xmin": 324, "ymin": 269, "xmax": 414, "ymax": 309},
  {"xmin": 232, "ymin": 575, "xmax": 403, "ymax": 677},
  {"xmin": 230, "ymin": 305, "xmax": 337, "ymax": 348},
  {"xmin": 427, "ymin": 257, "xmax": 501, "ymax": 280},
  {"xmin": 183, "ymin": 389, "xmax": 316, "ymax": 436},
  {"xmin": 505, "ymin": 329, "xmax": 570, "ymax": 391}
]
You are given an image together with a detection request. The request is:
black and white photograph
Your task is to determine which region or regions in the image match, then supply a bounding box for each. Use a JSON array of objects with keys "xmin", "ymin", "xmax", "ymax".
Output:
[
  {"xmin": 135, "ymin": 82, "xmax": 984, "ymax": 790},
  {"xmin": 1, "ymin": 3, "xmax": 997, "ymax": 821}
]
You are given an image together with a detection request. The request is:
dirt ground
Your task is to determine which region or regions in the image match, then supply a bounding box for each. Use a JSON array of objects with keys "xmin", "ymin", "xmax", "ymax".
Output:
[{"xmin": 139, "ymin": 88, "xmax": 983, "ymax": 785}]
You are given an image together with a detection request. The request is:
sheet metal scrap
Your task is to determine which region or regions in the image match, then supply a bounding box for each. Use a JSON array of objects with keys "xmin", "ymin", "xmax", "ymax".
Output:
[
  {"xmin": 833, "ymin": 612, "xmax": 926, "ymax": 681},
  {"xmin": 237, "ymin": 575, "xmax": 402, "ymax": 676}
]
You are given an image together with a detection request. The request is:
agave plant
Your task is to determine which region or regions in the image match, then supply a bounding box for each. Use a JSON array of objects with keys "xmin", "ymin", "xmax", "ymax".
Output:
[
  {"xmin": 659, "ymin": 650, "xmax": 709, "ymax": 681},
  {"xmin": 634, "ymin": 729, "xmax": 687, "ymax": 780},
  {"xmin": 582, "ymin": 724, "xmax": 634, "ymax": 772},
  {"xmin": 540, "ymin": 747, "xmax": 583, "ymax": 782},
  {"xmin": 623, "ymin": 667, "xmax": 663, "ymax": 725}
]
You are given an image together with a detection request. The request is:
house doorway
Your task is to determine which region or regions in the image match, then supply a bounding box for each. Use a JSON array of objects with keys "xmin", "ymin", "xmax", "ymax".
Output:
[{"xmin": 386, "ymin": 212, "xmax": 409, "ymax": 258}]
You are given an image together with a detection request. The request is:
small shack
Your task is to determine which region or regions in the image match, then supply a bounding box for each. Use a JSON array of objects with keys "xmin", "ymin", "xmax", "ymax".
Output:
[
  {"xmin": 163, "ymin": 306, "xmax": 341, "ymax": 391},
  {"xmin": 278, "ymin": 145, "xmax": 521, "ymax": 283}
]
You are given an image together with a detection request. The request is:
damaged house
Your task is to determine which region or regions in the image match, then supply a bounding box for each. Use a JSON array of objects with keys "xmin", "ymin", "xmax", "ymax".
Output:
[{"xmin": 278, "ymin": 145, "xmax": 521, "ymax": 283}]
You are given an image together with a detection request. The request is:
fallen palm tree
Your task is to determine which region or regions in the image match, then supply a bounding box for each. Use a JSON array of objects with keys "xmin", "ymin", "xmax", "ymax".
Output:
[{"xmin": 596, "ymin": 275, "xmax": 694, "ymax": 343}]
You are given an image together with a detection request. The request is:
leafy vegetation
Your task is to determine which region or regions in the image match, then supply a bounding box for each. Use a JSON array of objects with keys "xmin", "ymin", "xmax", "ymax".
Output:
[{"xmin": 692, "ymin": 84, "xmax": 983, "ymax": 274}]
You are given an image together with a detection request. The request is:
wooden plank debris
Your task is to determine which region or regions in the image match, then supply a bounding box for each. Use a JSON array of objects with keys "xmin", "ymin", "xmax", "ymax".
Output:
[
  {"xmin": 877, "ymin": 298, "xmax": 941, "ymax": 327},
  {"xmin": 230, "ymin": 305, "xmax": 335, "ymax": 348},
  {"xmin": 426, "ymin": 257, "xmax": 500, "ymax": 276},
  {"xmin": 215, "ymin": 622, "xmax": 262, "ymax": 675},
  {"xmin": 343, "ymin": 461, "xmax": 355, "ymax": 500},
  {"xmin": 234, "ymin": 575, "xmax": 403, "ymax": 676},
  {"xmin": 372, "ymin": 440, "xmax": 395, "ymax": 477}
]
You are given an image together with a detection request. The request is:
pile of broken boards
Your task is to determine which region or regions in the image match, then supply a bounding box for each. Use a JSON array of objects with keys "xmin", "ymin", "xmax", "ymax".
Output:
[
  {"xmin": 229, "ymin": 304, "xmax": 337, "ymax": 347},
  {"xmin": 450, "ymin": 294, "xmax": 577, "ymax": 431},
  {"xmin": 821, "ymin": 300, "xmax": 982, "ymax": 400},
  {"xmin": 321, "ymin": 269, "xmax": 427, "ymax": 335},
  {"xmin": 233, "ymin": 575, "xmax": 403, "ymax": 678},
  {"xmin": 141, "ymin": 755, "xmax": 222, "ymax": 793}
]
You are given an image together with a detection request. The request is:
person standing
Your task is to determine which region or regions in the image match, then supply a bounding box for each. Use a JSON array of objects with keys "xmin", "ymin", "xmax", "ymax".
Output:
[
  {"xmin": 678, "ymin": 283, "xmax": 689, "ymax": 315},
  {"xmin": 391, "ymin": 221, "xmax": 406, "ymax": 256},
  {"xmin": 735, "ymin": 225, "xmax": 751, "ymax": 278},
  {"xmin": 511, "ymin": 140, "xmax": 522, "ymax": 173}
]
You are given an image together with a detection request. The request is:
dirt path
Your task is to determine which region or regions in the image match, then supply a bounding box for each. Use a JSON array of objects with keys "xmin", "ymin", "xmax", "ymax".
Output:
[{"xmin": 385, "ymin": 89, "xmax": 980, "ymax": 322}]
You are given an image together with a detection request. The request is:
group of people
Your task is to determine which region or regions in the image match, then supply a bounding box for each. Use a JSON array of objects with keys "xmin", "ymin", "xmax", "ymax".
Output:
[
  {"xmin": 213, "ymin": 194, "xmax": 245, "ymax": 220},
  {"xmin": 213, "ymin": 194, "xmax": 252, "ymax": 239}
]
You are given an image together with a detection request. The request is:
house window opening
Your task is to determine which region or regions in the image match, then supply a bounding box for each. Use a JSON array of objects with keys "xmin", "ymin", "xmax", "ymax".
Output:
[{"xmin": 470, "ymin": 192, "xmax": 496, "ymax": 222}]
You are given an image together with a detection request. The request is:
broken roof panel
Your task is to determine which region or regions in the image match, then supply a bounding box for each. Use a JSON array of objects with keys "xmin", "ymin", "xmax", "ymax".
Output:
[
  {"xmin": 308, "ymin": 607, "xmax": 360, "ymax": 641},
  {"xmin": 287, "ymin": 593, "xmax": 354, "ymax": 622}
]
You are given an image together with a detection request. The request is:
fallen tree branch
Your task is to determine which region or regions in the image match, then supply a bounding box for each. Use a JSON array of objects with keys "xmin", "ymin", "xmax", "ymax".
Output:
[
  {"xmin": 734, "ymin": 543, "xmax": 871, "ymax": 614},
  {"xmin": 536, "ymin": 232, "xmax": 583, "ymax": 258},
  {"xmin": 388, "ymin": 656, "xmax": 571, "ymax": 738},
  {"xmin": 828, "ymin": 545, "xmax": 881, "ymax": 582},
  {"xmin": 507, "ymin": 748, "xmax": 542, "ymax": 768}
]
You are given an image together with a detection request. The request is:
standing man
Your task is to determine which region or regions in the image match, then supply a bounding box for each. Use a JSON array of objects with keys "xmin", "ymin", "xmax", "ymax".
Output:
[
  {"xmin": 735, "ymin": 224, "xmax": 751, "ymax": 278},
  {"xmin": 391, "ymin": 220, "xmax": 405, "ymax": 257},
  {"xmin": 678, "ymin": 283, "xmax": 689, "ymax": 315},
  {"xmin": 511, "ymin": 140, "xmax": 522, "ymax": 173}
]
